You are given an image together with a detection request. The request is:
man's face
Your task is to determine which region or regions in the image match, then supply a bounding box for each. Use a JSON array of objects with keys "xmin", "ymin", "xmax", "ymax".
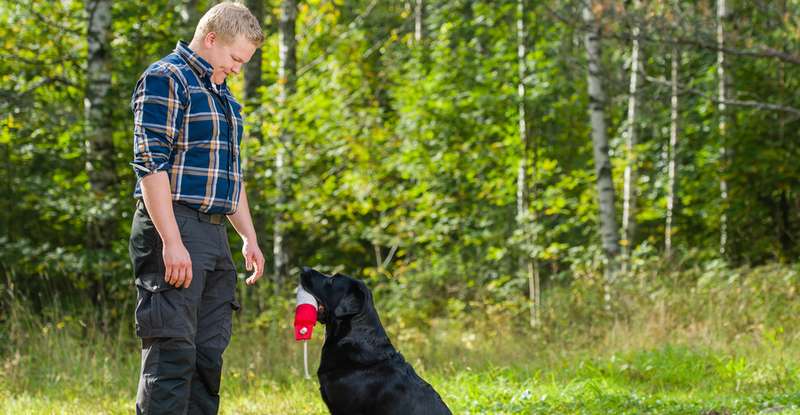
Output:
[{"xmin": 203, "ymin": 33, "xmax": 257, "ymax": 85}]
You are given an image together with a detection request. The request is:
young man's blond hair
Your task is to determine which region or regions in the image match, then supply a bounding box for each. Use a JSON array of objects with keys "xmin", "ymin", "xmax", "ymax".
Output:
[{"xmin": 193, "ymin": 1, "xmax": 264, "ymax": 46}]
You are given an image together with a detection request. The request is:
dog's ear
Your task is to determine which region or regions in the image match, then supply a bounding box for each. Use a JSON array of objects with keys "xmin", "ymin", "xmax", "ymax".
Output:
[{"xmin": 334, "ymin": 281, "xmax": 366, "ymax": 318}]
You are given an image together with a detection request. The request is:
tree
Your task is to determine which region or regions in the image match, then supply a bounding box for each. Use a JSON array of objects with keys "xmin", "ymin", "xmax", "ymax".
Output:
[
  {"xmin": 622, "ymin": 0, "xmax": 642, "ymax": 264},
  {"xmin": 716, "ymin": 0, "xmax": 729, "ymax": 257},
  {"xmin": 515, "ymin": 0, "xmax": 540, "ymax": 327},
  {"xmin": 274, "ymin": 0, "xmax": 298, "ymax": 286},
  {"xmin": 85, "ymin": 0, "xmax": 115, "ymax": 197},
  {"xmin": 415, "ymin": 0, "xmax": 425, "ymax": 43},
  {"xmin": 665, "ymin": 45, "xmax": 680, "ymax": 258},
  {"xmin": 244, "ymin": 0, "xmax": 265, "ymax": 144},
  {"xmin": 84, "ymin": 0, "xmax": 116, "ymax": 317},
  {"xmin": 582, "ymin": 1, "xmax": 620, "ymax": 273},
  {"xmin": 177, "ymin": 0, "xmax": 202, "ymax": 41}
]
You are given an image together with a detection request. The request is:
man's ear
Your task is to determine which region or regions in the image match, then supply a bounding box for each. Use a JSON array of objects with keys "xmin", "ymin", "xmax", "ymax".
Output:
[
  {"xmin": 334, "ymin": 283, "xmax": 366, "ymax": 318},
  {"xmin": 204, "ymin": 31, "xmax": 218, "ymax": 47}
]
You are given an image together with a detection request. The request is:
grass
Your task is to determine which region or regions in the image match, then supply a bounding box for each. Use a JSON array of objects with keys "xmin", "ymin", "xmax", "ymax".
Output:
[
  {"xmin": 4, "ymin": 262, "xmax": 800, "ymax": 414},
  {"xmin": 3, "ymin": 350, "xmax": 800, "ymax": 415},
  {"xmin": 3, "ymin": 325, "xmax": 800, "ymax": 414}
]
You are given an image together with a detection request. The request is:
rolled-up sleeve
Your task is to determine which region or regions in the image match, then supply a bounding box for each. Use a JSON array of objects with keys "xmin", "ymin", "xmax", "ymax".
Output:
[{"xmin": 130, "ymin": 70, "xmax": 186, "ymax": 179}]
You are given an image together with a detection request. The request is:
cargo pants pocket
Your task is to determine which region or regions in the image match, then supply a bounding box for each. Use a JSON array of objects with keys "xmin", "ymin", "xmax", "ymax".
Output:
[{"xmin": 135, "ymin": 273, "xmax": 190, "ymax": 338}]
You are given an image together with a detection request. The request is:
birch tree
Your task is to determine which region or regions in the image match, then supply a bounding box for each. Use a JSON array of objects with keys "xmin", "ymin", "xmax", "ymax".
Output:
[
  {"xmin": 582, "ymin": 1, "xmax": 621, "ymax": 272},
  {"xmin": 665, "ymin": 46, "xmax": 680, "ymax": 258},
  {"xmin": 244, "ymin": 0, "xmax": 264, "ymax": 144},
  {"xmin": 177, "ymin": 0, "xmax": 201, "ymax": 41},
  {"xmin": 515, "ymin": 0, "xmax": 540, "ymax": 327},
  {"xmin": 415, "ymin": 0, "xmax": 425, "ymax": 43},
  {"xmin": 84, "ymin": 0, "xmax": 114, "ymax": 320},
  {"xmin": 274, "ymin": 0, "xmax": 297, "ymax": 286},
  {"xmin": 717, "ymin": 0, "xmax": 729, "ymax": 256},
  {"xmin": 85, "ymin": 0, "xmax": 115, "ymax": 197},
  {"xmin": 622, "ymin": 0, "xmax": 642, "ymax": 264}
]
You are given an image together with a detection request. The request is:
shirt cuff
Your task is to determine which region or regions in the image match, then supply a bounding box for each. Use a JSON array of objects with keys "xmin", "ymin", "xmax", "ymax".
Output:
[{"xmin": 130, "ymin": 161, "xmax": 171, "ymax": 180}]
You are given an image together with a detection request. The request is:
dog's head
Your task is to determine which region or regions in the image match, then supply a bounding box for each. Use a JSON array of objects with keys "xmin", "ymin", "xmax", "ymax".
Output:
[{"xmin": 300, "ymin": 267, "xmax": 367, "ymax": 325}]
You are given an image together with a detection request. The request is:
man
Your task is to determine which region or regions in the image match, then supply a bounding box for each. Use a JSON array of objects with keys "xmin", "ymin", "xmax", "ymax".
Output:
[{"xmin": 128, "ymin": 3, "xmax": 265, "ymax": 414}]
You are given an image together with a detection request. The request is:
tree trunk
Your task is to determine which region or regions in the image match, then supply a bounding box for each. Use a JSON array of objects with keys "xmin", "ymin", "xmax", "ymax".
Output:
[
  {"xmin": 177, "ymin": 0, "xmax": 200, "ymax": 41},
  {"xmin": 415, "ymin": 0, "xmax": 425, "ymax": 43},
  {"xmin": 244, "ymin": 0, "xmax": 264, "ymax": 144},
  {"xmin": 717, "ymin": 0, "xmax": 729, "ymax": 257},
  {"xmin": 582, "ymin": 2, "xmax": 620, "ymax": 273},
  {"xmin": 665, "ymin": 46, "xmax": 680, "ymax": 258},
  {"xmin": 274, "ymin": 0, "xmax": 297, "ymax": 288},
  {"xmin": 515, "ymin": 0, "xmax": 540, "ymax": 328},
  {"xmin": 85, "ymin": 0, "xmax": 115, "ymax": 196},
  {"xmin": 85, "ymin": 0, "xmax": 115, "ymax": 329},
  {"xmin": 622, "ymin": 0, "xmax": 642, "ymax": 265},
  {"xmin": 241, "ymin": 0, "xmax": 265, "ymax": 311},
  {"xmin": 776, "ymin": 0, "xmax": 792, "ymax": 257}
]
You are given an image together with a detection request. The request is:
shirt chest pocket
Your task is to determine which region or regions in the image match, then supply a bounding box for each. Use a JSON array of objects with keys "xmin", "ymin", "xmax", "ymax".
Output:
[
  {"xmin": 179, "ymin": 90, "xmax": 236, "ymax": 154},
  {"xmin": 225, "ymin": 95, "xmax": 244, "ymax": 157}
]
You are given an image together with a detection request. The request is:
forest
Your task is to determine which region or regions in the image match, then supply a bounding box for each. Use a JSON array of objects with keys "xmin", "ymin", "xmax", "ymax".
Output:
[{"xmin": 2, "ymin": 0, "xmax": 800, "ymax": 413}]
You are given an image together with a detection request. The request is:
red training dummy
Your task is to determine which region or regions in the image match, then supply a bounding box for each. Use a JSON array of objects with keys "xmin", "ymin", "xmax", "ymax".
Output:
[{"xmin": 294, "ymin": 285, "xmax": 318, "ymax": 341}]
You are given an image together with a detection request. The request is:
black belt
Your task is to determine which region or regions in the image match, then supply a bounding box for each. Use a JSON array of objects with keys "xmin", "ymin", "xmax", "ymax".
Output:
[{"xmin": 136, "ymin": 199, "xmax": 226, "ymax": 225}]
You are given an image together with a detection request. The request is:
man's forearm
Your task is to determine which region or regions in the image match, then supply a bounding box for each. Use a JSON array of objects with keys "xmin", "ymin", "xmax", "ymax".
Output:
[
  {"xmin": 140, "ymin": 171, "xmax": 181, "ymax": 245},
  {"xmin": 228, "ymin": 183, "xmax": 257, "ymax": 242}
]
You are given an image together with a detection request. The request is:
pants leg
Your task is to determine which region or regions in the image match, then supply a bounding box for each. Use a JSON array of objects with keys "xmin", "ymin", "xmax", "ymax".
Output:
[
  {"xmin": 130, "ymin": 205, "xmax": 222, "ymax": 414},
  {"xmin": 187, "ymin": 265, "xmax": 238, "ymax": 415},
  {"xmin": 136, "ymin": 337, "xmax": 195, "ymax": 415}
]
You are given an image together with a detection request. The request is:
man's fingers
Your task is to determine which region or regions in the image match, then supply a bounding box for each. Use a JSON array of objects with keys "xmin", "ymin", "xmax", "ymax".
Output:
[
  {"xmin": 174, "ymin": 266, "xmax": 186, "ymax": 288},
  {"xmin": 164, "ymin": 263, "xmax": 174, "ymax": 285},
  {"xmin": 183, "ymin": 265, "xmax": 193, "ymax": 288},
  {"xmin": 245, "ymin": 256, "xmax": 264, "ymax": 286},
  {"xmin": 247, "ymin": 262, "xmax": 258, "ymax": 284},
  {"xmin": 245, "ymin": 254, "xmax": 253, "ymax": 271},
  {"xmin": 251, "ymin": 256, "xmax": 259, "ymax": 276},
  {"xmin": 256, "ymin": 255, "xmax": 265, "ymax": 278}
]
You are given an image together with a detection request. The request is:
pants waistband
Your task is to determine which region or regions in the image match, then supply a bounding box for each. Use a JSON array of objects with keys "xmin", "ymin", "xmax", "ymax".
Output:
[{"xmin": 136, "ymin": 199, "xmax": 226, "ymax": 226}]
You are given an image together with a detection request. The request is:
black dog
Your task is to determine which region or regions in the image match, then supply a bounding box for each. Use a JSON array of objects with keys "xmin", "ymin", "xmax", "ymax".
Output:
[{"xmin": 300, "ymin": 267, "xmax": 452, "ymax": 415}]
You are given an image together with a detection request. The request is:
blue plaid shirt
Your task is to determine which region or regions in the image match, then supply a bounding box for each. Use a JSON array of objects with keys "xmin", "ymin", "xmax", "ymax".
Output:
[{"xmin": 131, "ymin": 41, "xmax": 243, "ymax": 215}]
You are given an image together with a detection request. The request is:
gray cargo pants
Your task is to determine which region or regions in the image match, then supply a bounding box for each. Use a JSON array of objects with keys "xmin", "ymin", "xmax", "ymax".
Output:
[{"xmin": 129, "ymin": 201, "xmax": 240, "ymax": 415}]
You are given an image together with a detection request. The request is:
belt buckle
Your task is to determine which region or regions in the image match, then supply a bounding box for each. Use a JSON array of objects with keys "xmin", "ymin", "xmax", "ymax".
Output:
[{"xmin": 210, "ymin": 214, "xmax": 223, "ymax": 225}]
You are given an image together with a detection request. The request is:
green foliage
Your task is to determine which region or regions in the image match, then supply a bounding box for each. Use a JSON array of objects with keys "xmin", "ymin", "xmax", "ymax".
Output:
[{"xmin": 1, "ymin": 0, "xmax": 800, "ymax": 345}]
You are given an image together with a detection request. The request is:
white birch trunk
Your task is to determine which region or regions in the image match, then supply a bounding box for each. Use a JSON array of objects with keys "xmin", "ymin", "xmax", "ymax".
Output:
[
  {"xmin": 622, "ymin": 0, "xmax": 642, "ymax": 264},
  {"xmin": 583, "ymin": 2, "xmax": 621, "ymax": 272},
  {"xmin": 178, "ymin": 0, "xmax": 200, "ymax": 40},
  {"xmin": 717, "ymin": 0, "xmax": 729, "ymax": 256},
  {"xmin": 244, "ymin": 0, "xmax": 264, "ymax": 144},
  {"xmin": 274, "ymin": 0, "xmax": 298, "ymax": 286},
  {"xmin": 85, "ymin": 0, "xmax": 115, "ymax": 195},
  {"xmin": 666, "ymin": 46, "xmax": 680, "ymax": 258},
  {"xmin": 85, "ymin": 0, "xmax": 114, "ymax": 326},
  {"xmin": 415, "ymin": 0, "xmax": 425, "ymax": 43},
  {"xmin": 516, "ymin": 0, "xmax": 540, "ymax": 328}
]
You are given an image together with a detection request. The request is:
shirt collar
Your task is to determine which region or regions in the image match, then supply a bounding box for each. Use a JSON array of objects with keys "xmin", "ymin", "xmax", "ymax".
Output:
[{"xmin": 175, "ymin": 41, "xmax": 214, "ymax": 80}]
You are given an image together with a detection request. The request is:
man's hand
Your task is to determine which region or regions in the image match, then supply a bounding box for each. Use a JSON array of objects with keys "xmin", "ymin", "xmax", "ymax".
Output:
[
  {"xmin": 227, "ymin": 183, "xmax": 266, "ymax": 286},
  {"xmin": 140, "ymin": 171, "xmax": 192, "ymax": 289},
  {"xmin": 163, "ymin": 239, "xmax": 193, "ymax": 288},
  {"xmin": 242, "ymin": 240, "xmax": 265, "ymax": 285}
]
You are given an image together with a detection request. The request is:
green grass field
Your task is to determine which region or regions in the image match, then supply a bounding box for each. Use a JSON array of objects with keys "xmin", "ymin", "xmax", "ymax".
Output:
[
  {"xmin": 4, "ymin": 264, "xmax": 800, "ymax": 414},
  {"xmin": 3, "ymin": 322, "xmax": 800, "ymax": 414}
]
